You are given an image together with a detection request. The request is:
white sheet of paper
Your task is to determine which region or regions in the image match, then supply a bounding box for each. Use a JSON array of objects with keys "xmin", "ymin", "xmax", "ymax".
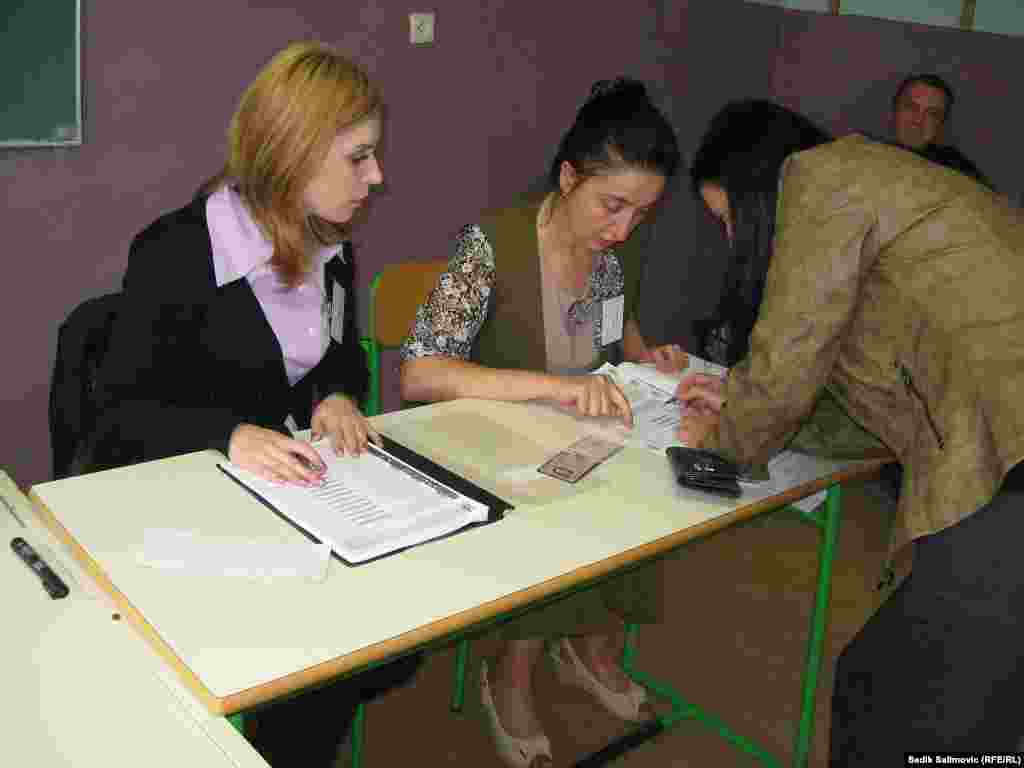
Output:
[
  {"xmin": 766, "ymin": 451, "xmax": 841, "ymax": 513},
  {"xmin": 595, "ymin": 362, "xmax": 681, "ymax": 452},
  {"xmin": 139, "ymin": 528, "xmax": 331, "ymax": 582},
  {"xmin": 601, "ymin": 295, "xmax": 624, "ymax": 346},
  {"xmin": 598, "ymin": 360, "xmax": 730, "ymax": 452},
  {"xmin": 615, "ymin": 358, "xmax": 728, "ymax": 395}
]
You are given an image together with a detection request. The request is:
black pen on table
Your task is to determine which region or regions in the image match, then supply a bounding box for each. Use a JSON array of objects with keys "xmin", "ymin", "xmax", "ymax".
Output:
[
  {"xmin": 3, "ymin": 487, "xmax": 69, "ymax": 598},
  {"xmin": 11, "ymin": 536, "xmax": 70, "ymax": 599}
]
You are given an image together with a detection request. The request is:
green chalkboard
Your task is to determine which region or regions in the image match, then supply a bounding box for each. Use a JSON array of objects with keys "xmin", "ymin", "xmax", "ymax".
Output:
[{"xmin": 0, "ymin": 0, "xmax": 81, "ymax": 147}]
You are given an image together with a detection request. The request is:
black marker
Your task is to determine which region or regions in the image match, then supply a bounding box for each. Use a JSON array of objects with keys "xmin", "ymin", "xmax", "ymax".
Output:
[{"xmin": 11, "ymin": 537, "xmax": 69, "ymax": 599}]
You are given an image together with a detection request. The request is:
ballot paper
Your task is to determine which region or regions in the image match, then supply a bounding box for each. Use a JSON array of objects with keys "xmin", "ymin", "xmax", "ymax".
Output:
[
  {"xmin": 218, "ymin": 441, "xmax": 490, "ymax": 564},
  {"xmin": 596, "ymin": 356, "xmax": 727, "ymax": 453}
]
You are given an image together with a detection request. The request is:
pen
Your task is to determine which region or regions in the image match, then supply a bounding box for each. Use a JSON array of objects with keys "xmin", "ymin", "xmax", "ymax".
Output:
[
  {"xmin": 11, "ymin": 537, "xmax": 70, "ymax": 599},
  {"xmin": 295, "ymin": 454, "xmax": 325, "ymax": 472}
]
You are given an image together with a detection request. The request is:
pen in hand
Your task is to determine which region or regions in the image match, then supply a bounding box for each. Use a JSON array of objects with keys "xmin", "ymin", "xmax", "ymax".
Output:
[
  {"xmin": 295, "ymin": 454, "xmax": 325, "ymax": 472},
  {"xmin": 292, "ymin": 453, "xmax": 327, "ymax": 487}
]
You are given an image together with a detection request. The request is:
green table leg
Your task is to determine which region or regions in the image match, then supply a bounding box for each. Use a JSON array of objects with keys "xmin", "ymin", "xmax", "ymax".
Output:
[
  {"xmin": 227, "ymin": 712, "xmax": 245, "ymax": 735},
  {"xmin": 792, "ymin": 482, "xmax": 841, "ymax": 768},
  {"xmin": 450, "ymin": 638, "xmax": 470, "ymax": 712},
  {"xmin": 584, "ymin": 484, "xmax": 843, "ymax": 767},
  {"xmin": 350, "ymin": 701, "xmax": 365, "ymax": 768},
  {"xmin": 620, "ymin": 624, "xmax": 783, "ymax": 766}
]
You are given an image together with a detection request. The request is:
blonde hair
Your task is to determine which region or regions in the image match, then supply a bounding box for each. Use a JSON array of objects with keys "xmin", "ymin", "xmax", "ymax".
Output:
[{"xmin": 205, "ymin": 41, "xmax": 380, "ymax": 285}]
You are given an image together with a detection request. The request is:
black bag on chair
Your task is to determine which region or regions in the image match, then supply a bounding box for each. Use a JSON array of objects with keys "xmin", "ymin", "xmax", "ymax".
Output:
[{"xmin": 49, "ymin": 293, "xmax": 120, "ymax": 479}]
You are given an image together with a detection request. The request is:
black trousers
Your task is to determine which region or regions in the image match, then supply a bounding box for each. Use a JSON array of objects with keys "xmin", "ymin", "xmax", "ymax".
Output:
[
  {"xmin": 245, "ymin": 653, "xmax": 422, "ymax": 767},
  {"xmin": 831, "ymin": 463, "xmax": 1024, "ymax": 764}
]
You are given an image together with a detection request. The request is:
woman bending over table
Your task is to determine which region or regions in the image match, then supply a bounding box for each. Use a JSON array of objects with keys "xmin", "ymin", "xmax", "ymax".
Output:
[{"xmin": 677, "ymin": 99, "xmax": 1024, "ymax": 765}]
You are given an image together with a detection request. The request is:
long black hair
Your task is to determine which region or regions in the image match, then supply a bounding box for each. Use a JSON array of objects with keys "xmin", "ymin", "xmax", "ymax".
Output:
[
  {"xmin": 690, "ymin": 100, "xmax": 832, "ymax": 365},
  {"xmin": 547, "ymin": 78, "xmax": 680, "ymax": 194}
]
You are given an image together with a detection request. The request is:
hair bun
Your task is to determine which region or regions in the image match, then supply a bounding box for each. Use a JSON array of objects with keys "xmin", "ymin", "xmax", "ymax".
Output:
[{"xmin": 588, "ymin": 77, "xmax": 648, "ymax": 105}]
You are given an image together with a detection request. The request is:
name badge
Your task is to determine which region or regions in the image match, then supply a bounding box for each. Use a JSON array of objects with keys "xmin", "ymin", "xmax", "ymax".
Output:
[
  {"xmin": 601, "ymin": 294, "xmax": 624, "ymax": 346},
  {"xmin": 330, "ymin": 280, "xmax": 346, "ymax": 343},
  {"xmin": 284, "ymin": 414, "xmax": 299, "ymax": 435}
]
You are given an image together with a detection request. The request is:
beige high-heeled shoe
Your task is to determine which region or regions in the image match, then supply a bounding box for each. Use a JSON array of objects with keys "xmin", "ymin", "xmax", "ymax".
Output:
[
  {"xmin": 548, "ymin": 638, "xmax": 648, "ymax": 722},
  {"xmin": 479, "ymin": 658, "xmax": 553, "ymax": 768}
]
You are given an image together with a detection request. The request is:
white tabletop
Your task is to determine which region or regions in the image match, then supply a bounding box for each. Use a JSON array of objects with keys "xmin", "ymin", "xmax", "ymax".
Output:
[
  {"xmin": 29, "ymin": 399, "xmax": 873, "ymax": 716},
  {"xmin": 3, "ymin": 473, "xmax": 267, "ymax": 768}
]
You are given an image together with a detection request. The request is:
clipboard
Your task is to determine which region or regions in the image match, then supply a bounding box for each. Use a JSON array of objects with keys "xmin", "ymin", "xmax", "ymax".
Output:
[{"xmin": 218, "ymin": 435, "xmax": 511, "ymax": 567}]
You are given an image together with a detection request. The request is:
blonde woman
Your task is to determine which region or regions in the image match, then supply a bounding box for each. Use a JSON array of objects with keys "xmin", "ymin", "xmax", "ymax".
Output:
[{"xmin": 83, "ymin": 42, "xmax": 419, "ymax": 766}]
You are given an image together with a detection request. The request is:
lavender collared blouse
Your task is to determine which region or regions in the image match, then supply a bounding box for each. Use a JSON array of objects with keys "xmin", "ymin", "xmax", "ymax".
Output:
[{"xmin": 206, "ymin": 186, "xmax": 342, "ymax": 385}]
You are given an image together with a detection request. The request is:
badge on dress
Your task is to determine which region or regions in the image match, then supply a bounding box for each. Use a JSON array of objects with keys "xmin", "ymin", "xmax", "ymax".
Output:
[
  {"xmin": 601, "ymin": 294, "xmax": 625, "ymax": 346},
  {"xmin": 330, "ymin": 280, "xmax": 346, "ymax": 343}
]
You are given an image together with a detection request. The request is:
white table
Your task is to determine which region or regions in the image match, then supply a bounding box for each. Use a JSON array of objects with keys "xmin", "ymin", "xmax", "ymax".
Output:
[
  {"xmin": 3, "ymin": 472, "xmax": 267, "ymax": 768},
  {"xmin": 28, "ymin": 400, "xmax": 877, "ymax": 718},
  {"xmin": 28, "ymin": 399, "xmax": 884, "ymax": 768}
]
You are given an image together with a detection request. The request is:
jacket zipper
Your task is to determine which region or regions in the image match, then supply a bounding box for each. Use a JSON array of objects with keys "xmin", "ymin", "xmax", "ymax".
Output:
[{"xmin": 897, "ymin": 362, "xmax": 945, "ymax": 450}]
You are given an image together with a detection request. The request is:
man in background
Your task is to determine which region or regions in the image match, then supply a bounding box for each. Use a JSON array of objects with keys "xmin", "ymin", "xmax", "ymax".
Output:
[{"xmin": 890, "ymin": 73, "xmax": 992, "ymax": 188}]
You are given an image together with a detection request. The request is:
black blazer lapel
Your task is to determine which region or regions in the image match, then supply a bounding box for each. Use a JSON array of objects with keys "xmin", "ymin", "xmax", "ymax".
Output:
[{"xmin": 205, "ymin": 278, "xmax": 292, "ymax": 399}]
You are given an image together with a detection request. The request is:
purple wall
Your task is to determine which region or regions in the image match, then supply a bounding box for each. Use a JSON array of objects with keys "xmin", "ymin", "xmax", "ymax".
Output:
[
  {"xmin": 2, "ymin": 1, "xmax": 1020, "ymax": 488},
  {"xmin": 768, "ymin": 9, "xmax": 1021, "ymax": 192},
  {"xmin": 0, "ymin": 0, "xmax": 693, "ymax": 487}
]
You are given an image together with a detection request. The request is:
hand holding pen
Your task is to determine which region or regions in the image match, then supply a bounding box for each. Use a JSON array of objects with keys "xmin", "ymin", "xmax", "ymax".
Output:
[
  {"xmin": 673, "ymin": 372, "xmax": 728, "ymax": 413},
  {"xmin": 674, "ymin": 373, "xmax": 726, "ymax": 447},
  {"xmin": 665, "ymin": 367, "xmax": 727, "ymax": 407}
]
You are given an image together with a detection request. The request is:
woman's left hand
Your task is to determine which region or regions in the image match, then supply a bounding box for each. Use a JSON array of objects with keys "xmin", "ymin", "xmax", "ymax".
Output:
[{"xmin": 311, "ymin": 394, "xmax": 382, "ymax": 456}]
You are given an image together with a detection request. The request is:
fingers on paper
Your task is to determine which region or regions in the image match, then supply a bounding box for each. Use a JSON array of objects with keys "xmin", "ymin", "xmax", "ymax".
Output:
[
  {"xmin": 573, "ymin": 375, "xmax": 633, "ymax": 427},
  {"xmin": 232, "ymin": 429, "xmax": 324, "ymax": 486},
  {"xmin": 652, "ymin": 344, "xmax": 688, "ymax": 374},
  {"xmin": 313, "ymin": 394, "xmax": 375, "ymax": 456}
]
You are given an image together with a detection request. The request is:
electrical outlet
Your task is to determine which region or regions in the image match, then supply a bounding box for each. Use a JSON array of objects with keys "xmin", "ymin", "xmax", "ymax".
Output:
[{"xmin": 409, "ymin": 12, "xmax": 435, "ymax": 45}]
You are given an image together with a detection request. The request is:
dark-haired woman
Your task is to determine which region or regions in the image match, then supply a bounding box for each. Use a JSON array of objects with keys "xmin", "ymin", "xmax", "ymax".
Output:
[
  {"xmin": 675, "ymin": 100, "xmax": 1024, "ymax": 763},
  {"xmin": 400, "ymin": 79, "xmax": 680, "ymax": 767}
]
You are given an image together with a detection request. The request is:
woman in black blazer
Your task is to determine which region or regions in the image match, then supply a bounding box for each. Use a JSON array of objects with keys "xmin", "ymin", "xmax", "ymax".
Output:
[{"xmin": 83, "ymin": 41, "xmax": 418, "ymax": 767}]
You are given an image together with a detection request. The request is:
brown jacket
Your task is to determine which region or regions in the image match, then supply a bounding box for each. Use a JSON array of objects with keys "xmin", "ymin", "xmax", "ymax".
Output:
[{"xmin": 707, "ymin": 135, "xmax": 1024, "ymax": 555}]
